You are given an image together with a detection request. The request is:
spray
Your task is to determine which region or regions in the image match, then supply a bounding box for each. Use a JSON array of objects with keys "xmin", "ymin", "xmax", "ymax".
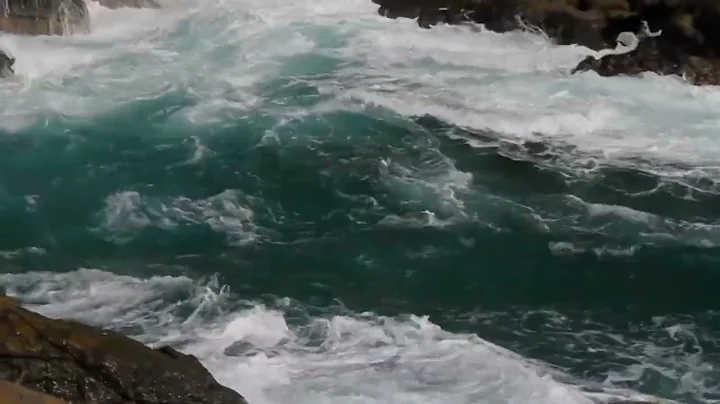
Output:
[{"xmin": 56, "ymin": 0, "xmax": 90, "ymax": 35}]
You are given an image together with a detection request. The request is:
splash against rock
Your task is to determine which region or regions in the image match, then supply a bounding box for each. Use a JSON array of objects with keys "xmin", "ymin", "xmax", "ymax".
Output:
[
  {"xmin": 373, "ymin": 0, "xmax": 720, "ymax": 86},
  {"xmin": 0, "ymin": 0, "xmax": 162, "ymax": 74},
  {"xmin": 0, "ymin": 0, "xmax": 90, "ymax": 35},
  {"xmin": 0, "ymin": 0, "xmax": 158, "ymax": 36}
]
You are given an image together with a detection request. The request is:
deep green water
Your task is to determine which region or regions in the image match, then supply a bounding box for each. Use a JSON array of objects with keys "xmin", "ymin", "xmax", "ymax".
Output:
[{"xmin": 1, "ymin": 1, "xmax": 720, "ymax": 403}]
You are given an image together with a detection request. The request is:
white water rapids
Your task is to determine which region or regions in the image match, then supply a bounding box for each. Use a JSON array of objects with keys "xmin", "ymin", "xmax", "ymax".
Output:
[
  {"xmin": 2, "ymin": 0, "xmax": 720, "ymax": 176},
  {"xmin": 0, "ymin": 268, "xmax": 667, "ymax": 404}
]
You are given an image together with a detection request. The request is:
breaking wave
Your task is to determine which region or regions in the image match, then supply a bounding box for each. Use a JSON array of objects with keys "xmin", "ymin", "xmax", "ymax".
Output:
[{"xmin": 1, "ymin": 0, "xmax": 719, "ymax": 403}]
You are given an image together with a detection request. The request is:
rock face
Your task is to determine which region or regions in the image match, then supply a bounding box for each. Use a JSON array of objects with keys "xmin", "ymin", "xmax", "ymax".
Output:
[
  {"xmin": 374, "ymin": 0, "xmax": 639, "ymax": 49},
  {"xmin": 0, "ymin": 0, "xmax": 90, "ymax": 35},
  {"xmin": 0, "ymin": 50, "xmax": 14, "ymax": 78},
  {"xmin": 0, "ymin": 296, "xmax": 250, "ymax": 404},
  {"xmin": 0, "ymin": 0, "xmax": 160, "ymax": 37},
  {"xmin": 373, "ymin": 0, "xmax": 720, "ymax": 85}
]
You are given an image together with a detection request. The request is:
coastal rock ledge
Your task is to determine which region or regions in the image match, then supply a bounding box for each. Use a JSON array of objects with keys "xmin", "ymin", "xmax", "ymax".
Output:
[
  {"xmin": 0, "ymin": 0, "xmax": 90, "ymax": 36},
  {"xmin": 373, "ymin": 0, "xmax": 720, "ymax": 86},
  {"xmin": 0, "ymin": 0, "xmax": 158, "ymax": 36},
  {"xmin": 0, "ymin": 295, "xmax": 250, "ymax": 404}
]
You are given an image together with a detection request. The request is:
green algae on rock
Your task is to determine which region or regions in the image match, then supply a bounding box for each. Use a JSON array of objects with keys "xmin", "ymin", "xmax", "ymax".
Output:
[{"xmin": 0, "ymin": 296, "xmax": 249, "ymax": 404}]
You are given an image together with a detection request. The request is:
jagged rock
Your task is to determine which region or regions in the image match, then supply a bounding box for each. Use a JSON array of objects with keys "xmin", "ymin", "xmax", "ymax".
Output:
[
  {"xmin": 0, "ymin": 0, "xmax": 90, "ymax": 35},
  {"xmin": 89, "ymin": 0, "xmax": 160, "ymax": 8},
  {"xmin": 373, "ymin": 0, "xmax": 634, "ymax": 50},
  {"xmin": 0, "ymin": 50, "xmax": 14, "ymax": 78},
  {"xmin": 372, "ymin": 0, "xmax": 720, "ymax": 85},
  {"xmin": 0, "ymin": 296, "xmax": 250, "ymax": 404},
  {"xmin": 572, "ymin": 34, "xmax": 720, "ymax": 84}
]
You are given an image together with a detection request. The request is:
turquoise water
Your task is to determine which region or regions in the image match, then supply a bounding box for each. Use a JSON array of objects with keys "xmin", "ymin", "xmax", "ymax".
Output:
[{"xmin": 2, "ymin": 1, "xmax": 720, "ymax": 403}]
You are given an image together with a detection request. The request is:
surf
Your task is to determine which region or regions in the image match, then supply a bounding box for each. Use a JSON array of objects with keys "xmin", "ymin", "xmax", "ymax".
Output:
[{"xmin": 1, "ymin": 0, "xmax": 718, "ymax": 403}]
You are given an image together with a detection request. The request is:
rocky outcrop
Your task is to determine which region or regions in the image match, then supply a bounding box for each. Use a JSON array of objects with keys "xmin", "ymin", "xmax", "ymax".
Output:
[
  {"xmin": 0, "ymin": 0, "xmax": 159, "ymax": 37},
  {"xmin": 0, "ymin": 0, "xmax": 89, "ymax": 35},
  {"xmin": 374, "ymin": 0, "xmax": 640, "ymax": 49},
  {"xmin": 571, "ymin": 31, "xmax": 720, "ymax": 84},
  {"xmin": 89, "ymin": 0, "xmax": 160, "ymax": 9},
  {"xmin": 0, "ymin": 50, "xmax": 14, "ymax": 78},
  {"xmin": 372, "ymin": 0, "xmax": 720, "ymax": 85},
  {"xmin": 0, "ymin": 379, "xmax": 68, "ymax": 404},
  {"xmin": 0, "ymin": 295, "xmax": 250, "ymax": 404}
]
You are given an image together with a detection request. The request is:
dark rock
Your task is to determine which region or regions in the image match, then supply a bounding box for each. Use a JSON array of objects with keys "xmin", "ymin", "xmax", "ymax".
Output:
[
  {"xmin": 0, "ymin": 379, "xmax": 68, "ymax": 403},
  {"xmin": 0, "ymin": 296, "xmax": 250, "ymax": 404},
  {"xmin": 0, "ymin": 0, "xmax": 90, "ymax": 35},
  {"xmin": 0, "ymin": 50, "xmax": 13, "ymax": 78},
  {"xmin": 371, "ymin": 0, "xmax": 720, "ymax": 85},
  {"xmin": 571, "ymin": 34, "xmax": 720, "ymax": 84},
  {"xmin": 373, "ymin": 0, "xmax": 637, "ymax": 50}
]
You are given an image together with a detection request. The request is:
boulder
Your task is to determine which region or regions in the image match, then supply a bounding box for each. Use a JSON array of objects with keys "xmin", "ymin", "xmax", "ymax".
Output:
[
  {"xmin": 371, "ymin": 0, "xmax": 720, "ymax": 85},
  {"xmin": 89, "ymin": 0, "xmax": 160, "ymax": 8},
  {"xmin": 0, "ymin": 295, "xmax": 250, "ymax": 404},
  {"xmin": 0, "ymin": 0, "xmax": 90, "ymax": 35},
  {"xmin": 0, "ymin": 49, "xmax": 14, "ymax": 78}
]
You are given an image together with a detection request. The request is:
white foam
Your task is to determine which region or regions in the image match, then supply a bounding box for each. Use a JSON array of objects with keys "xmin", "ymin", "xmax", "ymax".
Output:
[
  {"xmin": 1, "ymin": 0, "xmax": 719, "ymax": 180},
  {"xmin": 0, "ymin": 269, "xmax": 660, "ymax": 404},
  {"xmin": 0, "ymin": 0, "xmax": 713, "ymax": 402},
  {"xmin": 378, "ymin": 152, "xmax": 472, "ymax": 223},
  {"xmin": 328, "ymin": 17, "xmax": 720, "ymax": 176},
  {"xmin": 95, "ymin": 189, "xmax": 259, "ymax": 245}
]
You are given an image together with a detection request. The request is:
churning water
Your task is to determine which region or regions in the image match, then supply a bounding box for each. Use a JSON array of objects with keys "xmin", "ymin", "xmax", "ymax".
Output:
[{"xmin": 2, "ymin": 0, "xmax": 720, "ymax": 403}]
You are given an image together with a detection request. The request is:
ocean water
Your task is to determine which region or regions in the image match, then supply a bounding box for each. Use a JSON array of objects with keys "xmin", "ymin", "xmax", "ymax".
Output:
[{"xmin": 1, "ymin": 0, "xmax": 720, "ymax": 403}]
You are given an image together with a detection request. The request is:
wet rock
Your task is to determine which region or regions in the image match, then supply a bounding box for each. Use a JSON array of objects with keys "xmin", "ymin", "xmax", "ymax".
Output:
[
  {"xmin": 89, "ymin": 0, "xmax": 160, "ymax": 9},
  {"xmin": 371, "ymin": 0, "xmax": 720, "ymax": 85},
  {"xmin": 0, "ymin": 379, "xmax": 68, "ymax": 404},
  {"xmin": 0, "ymin": 50, "xmax": 14, "ymax": 78},
  {"xmin": 571, "ymin": 34, "xmax": 720, "ymax": 84},
  {"xmin": 0, "ymin": 296, "xmax": 250, "ymax": 404},
  {"xmin": 0, "ymin": 0, "xmax": 90, "ymax": 35},
  {"xmin": 373, "ymin": 0, "xmax": 636, "ymax": 50}
]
